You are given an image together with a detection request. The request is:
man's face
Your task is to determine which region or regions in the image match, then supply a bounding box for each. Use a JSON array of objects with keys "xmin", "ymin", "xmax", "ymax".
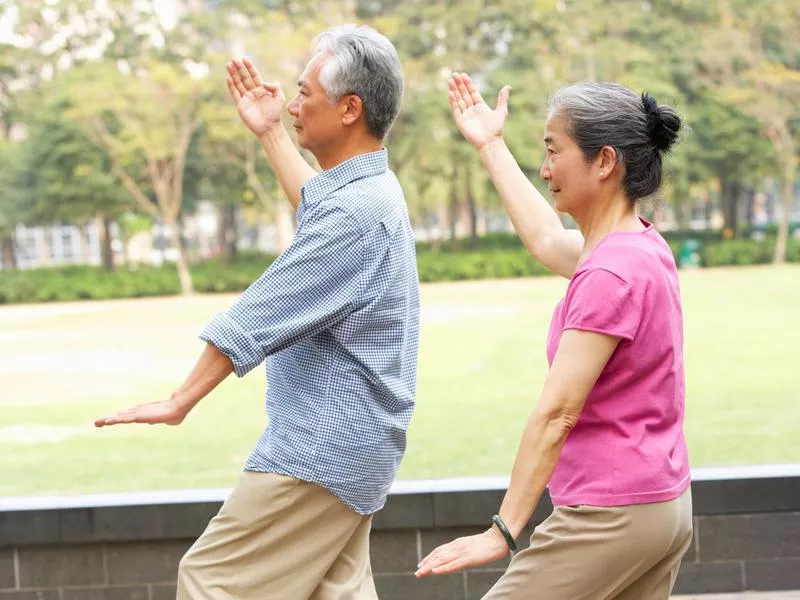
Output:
[{"xmin": 287, "ymin": 53, "xmax": 344, "ymax": 153}]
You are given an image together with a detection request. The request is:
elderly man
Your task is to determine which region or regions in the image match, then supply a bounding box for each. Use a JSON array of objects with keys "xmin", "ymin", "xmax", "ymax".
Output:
[{"xmin": 95, "ymin": 25, "xmax": 419, "ymax": 599}]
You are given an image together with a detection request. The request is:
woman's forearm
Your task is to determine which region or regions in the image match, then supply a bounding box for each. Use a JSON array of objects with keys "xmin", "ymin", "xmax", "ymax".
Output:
[
  {"xmin": 479, "ymin": 139, "xmax": 581, "ymax": 277},
  {"xmin": 495, "ymin": 409, "xmax": 573, "ymax": 539}
]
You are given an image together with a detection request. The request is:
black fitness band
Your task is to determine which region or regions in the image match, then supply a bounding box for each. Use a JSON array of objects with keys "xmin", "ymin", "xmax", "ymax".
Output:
[{"xmin": 492, "ymin": 514, "xmax": 517, "ymax": 552}]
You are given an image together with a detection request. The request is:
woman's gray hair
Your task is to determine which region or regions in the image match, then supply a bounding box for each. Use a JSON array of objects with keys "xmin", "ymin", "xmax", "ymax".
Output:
[
  {"xmin": 548, "ymin": 82, "xmax": 682, "ymax": 201},
  {"xmin": 313, "ymin": 25, "xmax": 404, "ymax": 140}
]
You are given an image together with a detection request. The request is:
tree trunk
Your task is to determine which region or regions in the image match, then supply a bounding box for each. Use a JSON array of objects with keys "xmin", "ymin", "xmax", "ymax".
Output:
[
  {"xmin": 721, "ymin": 177, "xmax": 741, "ymax": 238},
  {"xmin": 274, "ymin": 201, "xmax": 294, "ymax": 253},
  {"xmin": 218, "ymin": 203, "xmax": 238, "ymax": 264},
  {"xmin": 448, "ymin": 164, "xmax": 461, "ymax": 251},
  {"xmin": 96, "ymin": 211, "xmax": 115, "ymax": 271},
  {"xmin": 167, "ymin": 221, "xmax": 194, "ymax": 295},
  {"xmin": 463, "ymin": 164, "xmax": 479, "ymax": 248},
  {"xmin": 1, "ymin": 236, "xmax": 16, "ymax": 270},
  {"xmin": 745, "ymin": 186, "xmax": 756, "ymax": 231},
  {"xmin": 773, "ymin": 158, "xmax": 795, "ymax": 265},
  {"xmin": 77, "ymin": 224, "xmax": 91, "ymax": 263},
  {"xmin": 39, "ymin": 227, "xmax": 52, "ymax": 267}
]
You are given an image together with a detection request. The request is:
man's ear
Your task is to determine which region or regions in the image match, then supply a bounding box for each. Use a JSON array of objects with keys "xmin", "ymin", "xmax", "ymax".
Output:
[{"xmin": 341, "ymin": 94, "xmax": 364, "ymax": 126}]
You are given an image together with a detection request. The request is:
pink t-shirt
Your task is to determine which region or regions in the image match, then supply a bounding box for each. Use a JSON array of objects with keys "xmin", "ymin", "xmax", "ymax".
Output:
[{"xmin": 546, "ymin": 219, "xmax": 691, "ymax": 507}]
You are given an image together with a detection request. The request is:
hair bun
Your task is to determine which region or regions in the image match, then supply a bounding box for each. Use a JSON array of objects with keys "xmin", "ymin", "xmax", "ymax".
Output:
[{"xmin": 642, "ymin": 92, "xmax": 681, "ymax": 153}]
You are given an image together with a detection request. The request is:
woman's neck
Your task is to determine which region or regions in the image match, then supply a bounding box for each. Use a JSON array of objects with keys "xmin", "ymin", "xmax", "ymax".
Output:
[{"xmin": 574, "ymin": 194, "xmax": 644, "ymax": 261}]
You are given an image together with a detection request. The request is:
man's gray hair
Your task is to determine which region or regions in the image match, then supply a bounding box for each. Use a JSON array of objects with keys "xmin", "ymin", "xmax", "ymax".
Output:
[
  {"xmin": 313, "ymin": 25, "xmax": 404, "ymax": 140},
  {"xmin": 548, "ymin": 82, "xmax": 682, "ymax": 201}
]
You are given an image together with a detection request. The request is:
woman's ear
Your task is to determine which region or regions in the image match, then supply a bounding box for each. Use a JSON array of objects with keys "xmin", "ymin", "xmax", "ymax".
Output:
[{"xmin": 597, "ymin": 146, "xmax": 619, "ymax": 180}]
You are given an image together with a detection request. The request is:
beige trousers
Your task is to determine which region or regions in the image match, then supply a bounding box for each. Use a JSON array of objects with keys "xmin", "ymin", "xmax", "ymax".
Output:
[
  {"xmin": 176, "ymin": 471, "xmax": 378, "ymax": 600},
  {"xmin": 484, "ymin": 488, "xmax": 693, "ymax": 600}
]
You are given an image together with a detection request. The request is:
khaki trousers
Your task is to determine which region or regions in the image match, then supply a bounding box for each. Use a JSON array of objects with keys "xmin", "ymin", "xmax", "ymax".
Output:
[
  {"xmin": 176, "ymin": 471, "xmax": 378, "ymax": 600},
  {"xmin": 484, "ymin": 488, "xmax": 693, "ymax": 600}
]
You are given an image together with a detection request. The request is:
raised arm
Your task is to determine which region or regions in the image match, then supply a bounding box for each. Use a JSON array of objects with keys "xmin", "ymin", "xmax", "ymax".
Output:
[
  {"xmin": 448, "ymin": 73, "xmax": 583, "ymax": 279},
  {"xmin": 227, "ymin": 58, "xmax": 316, "ymax": 210}
]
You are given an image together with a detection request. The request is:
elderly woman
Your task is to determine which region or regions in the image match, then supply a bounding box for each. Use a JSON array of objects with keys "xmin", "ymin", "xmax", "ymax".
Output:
[{"xmin": 416, "ymin": 75, "xmax": 692, "ymax": 600}]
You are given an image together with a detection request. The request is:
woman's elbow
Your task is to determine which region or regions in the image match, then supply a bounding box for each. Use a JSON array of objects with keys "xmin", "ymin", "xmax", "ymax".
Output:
[{"xmin": 536, "ymin": 405, "xmax": 580, "ymax": 442}]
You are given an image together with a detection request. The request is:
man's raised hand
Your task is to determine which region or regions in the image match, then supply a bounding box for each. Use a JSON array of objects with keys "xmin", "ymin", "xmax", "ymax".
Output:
[{"xmin": 226, "ymin": 58, "xmax": 285, "ymax": 138}]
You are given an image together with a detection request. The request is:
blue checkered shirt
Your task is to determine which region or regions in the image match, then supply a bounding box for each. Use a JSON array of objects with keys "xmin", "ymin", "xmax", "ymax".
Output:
[{"xmin": 200, "ymin": 149, "xmax": 420, "ymax": 515}]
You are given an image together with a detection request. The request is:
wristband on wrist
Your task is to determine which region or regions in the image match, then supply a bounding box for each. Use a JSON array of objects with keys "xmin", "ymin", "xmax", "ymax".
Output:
[{"xmin": 491, "ymin": 514, "xmax": 517, "ymax": 552}]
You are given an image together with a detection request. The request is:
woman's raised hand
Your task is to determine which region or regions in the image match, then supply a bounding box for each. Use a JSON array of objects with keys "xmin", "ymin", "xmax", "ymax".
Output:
[{"xmin": 448, "ymin": 72, "xmax": 511, "ymax": 150}]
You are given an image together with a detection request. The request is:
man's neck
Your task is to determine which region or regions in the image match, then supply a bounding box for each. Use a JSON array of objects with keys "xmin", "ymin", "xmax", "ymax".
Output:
[{"xmin": 314, "ymin": 136, "xmax": 384, "ymax": 171}]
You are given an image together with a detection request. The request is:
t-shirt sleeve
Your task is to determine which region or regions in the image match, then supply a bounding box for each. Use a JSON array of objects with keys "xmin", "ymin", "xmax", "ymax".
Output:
[{"xmin": 563, "ymin": 268, "xmax": 641, "ymax": 341}]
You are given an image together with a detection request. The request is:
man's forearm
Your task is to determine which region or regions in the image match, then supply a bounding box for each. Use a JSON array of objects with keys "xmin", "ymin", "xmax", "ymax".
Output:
[
  {"xmin": 172, "ymin": 343, "xmax": 235, "ymax": 413},
  {"xmin": 258, "ymin": 127, "xmax": 318, "ymax": 210}
]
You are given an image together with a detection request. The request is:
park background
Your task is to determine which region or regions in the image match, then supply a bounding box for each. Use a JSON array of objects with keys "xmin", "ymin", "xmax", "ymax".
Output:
[{"xmin": 0, "ymin": 0, "xmax": 798, "ymax": 498}]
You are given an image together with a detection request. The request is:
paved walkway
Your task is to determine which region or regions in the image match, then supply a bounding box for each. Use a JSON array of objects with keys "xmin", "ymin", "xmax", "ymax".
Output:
[{"xmin": 674, "ymin": 593, "xmax": 800, "ymax": 599}]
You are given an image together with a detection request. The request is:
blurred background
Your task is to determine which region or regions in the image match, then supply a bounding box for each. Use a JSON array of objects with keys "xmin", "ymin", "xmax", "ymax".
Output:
[{"xmin": 0, "ymin": 0, "xmax": 798, "ymax": 497}]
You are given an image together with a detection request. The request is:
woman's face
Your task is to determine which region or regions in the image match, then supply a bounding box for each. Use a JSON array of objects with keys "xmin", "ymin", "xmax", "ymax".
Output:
[{"xmin": 539, "ymin": 112, "xmax": 599, "ymax": 215}]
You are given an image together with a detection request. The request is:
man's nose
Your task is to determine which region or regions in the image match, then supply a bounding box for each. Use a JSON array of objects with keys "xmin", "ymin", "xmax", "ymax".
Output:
[{"xmin": 287, "ymin": 97, "xmax": 299, "ymax": 116}]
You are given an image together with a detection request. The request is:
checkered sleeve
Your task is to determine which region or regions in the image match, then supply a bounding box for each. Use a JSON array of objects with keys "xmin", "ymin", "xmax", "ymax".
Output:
[{"xmin": 200, "ymin": 203, "xmax": 366, "ymax": 377}]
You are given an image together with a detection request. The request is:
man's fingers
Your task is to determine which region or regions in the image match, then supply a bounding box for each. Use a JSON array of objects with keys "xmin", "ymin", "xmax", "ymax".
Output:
[
  {"xmin": 262, "ymin": 82, "xmax": 285, "ymax": 101},
  {"xmin": 463, "ymin": 73, "xmax": 485, "ymax": 106},
  {"xmin": 496, "ymin": 85, "xmax": 512, "ymax": 115},
  {"xmin": 94, "ymin": 413, "xmax": 130, "ymax": 427},
  {"xmin": 454, "ymin": 73, "xmax": 474, "ymax": 109},
  {"xmin": 242, "ymin": 57, "xmax": 264, "ymax": 87},
  {"xmin": 95, "ymin": 405, "xmax": 146, "ymax": 427},
  {"xmin": 226, "ymin": 77, "xmax": 242, "ymax": 102}
]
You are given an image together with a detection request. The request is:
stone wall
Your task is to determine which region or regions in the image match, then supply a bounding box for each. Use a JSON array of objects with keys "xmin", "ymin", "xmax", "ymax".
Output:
[{"xmin": 1, "ymin": 466, "xmax": 799, "ymax": 599}]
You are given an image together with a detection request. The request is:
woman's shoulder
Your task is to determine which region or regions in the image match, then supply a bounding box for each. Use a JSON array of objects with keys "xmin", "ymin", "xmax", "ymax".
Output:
[{"xmin": 578, "ymin": 229, "xmax": 675, "ymax": 284}]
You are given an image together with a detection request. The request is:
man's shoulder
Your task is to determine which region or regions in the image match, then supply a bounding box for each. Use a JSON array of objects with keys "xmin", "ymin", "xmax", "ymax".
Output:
[{"xmin": 328, "ymin": 170, "xmax": 406, "ymax": 227}]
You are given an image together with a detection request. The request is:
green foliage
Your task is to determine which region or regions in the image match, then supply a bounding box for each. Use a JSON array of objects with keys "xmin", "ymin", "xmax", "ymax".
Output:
[
  {"xmin": 6, "ymin": 235, "xmax": 799, "ymax": 304},
  {"xmin": 416, "ymin": 249, "xmax": 551, "ymax": 283},
  {"xmin": 1, "ymin": 0, "xmax": 799, "ymax": 273},
  {"xmin": 0, "ymin": 265, "xmax": 181, "ymax": 304},
  {"xmin": 701, "ymin": 240, "xmax": 774, "ymax": 267}
]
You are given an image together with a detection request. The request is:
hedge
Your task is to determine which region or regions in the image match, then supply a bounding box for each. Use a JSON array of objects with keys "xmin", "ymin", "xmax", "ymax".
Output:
[{"xmin": 1, "ymin": 237, "xmax": 798, "ymax": 304}]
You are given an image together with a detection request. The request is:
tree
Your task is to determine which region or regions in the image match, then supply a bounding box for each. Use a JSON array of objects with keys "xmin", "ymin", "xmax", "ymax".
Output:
[
  {"xmin": 14, "ymin": 88, "xmax": 134, "ymax": 269},
  {"xmin": 66, "ymin": 61, "xmax": 207, "ymax": 293},
  {"xmin": 693, "ymin": 0, "xmax": 799, "ymax": 260}
]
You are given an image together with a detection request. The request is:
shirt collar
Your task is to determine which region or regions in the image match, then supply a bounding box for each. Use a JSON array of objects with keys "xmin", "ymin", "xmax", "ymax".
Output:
[{"xmin": 301, "ymin": 149, "xmax": 389, "ymax": 206}]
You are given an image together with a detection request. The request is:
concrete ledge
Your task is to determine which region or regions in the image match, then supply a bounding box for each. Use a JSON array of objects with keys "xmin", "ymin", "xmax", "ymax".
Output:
[{"xmin": 1, "ymin": 465, "xmax": 799, "ymax": 597}]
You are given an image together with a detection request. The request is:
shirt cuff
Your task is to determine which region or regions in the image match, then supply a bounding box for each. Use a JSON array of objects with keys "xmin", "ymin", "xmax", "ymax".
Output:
[{"xmin": 199, "ymin": 312, "xmax": 265, "ymax": 378}]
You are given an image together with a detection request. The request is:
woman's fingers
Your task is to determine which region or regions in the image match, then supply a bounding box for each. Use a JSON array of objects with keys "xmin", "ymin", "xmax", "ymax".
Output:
[
  {"xmin": 448, "ymin": 77, "xmax": 467, "ymax": 113},
  {"xmin": 417, "ymin": 541, "xmax": 460, "ymax": 576},
  {"xmin": 227, "ymin": 61, "xmax": 248, "ymax": 97},
  {"xmin": 234, "ymin": 59, "xmax": 256, "ymax": 91},
  {"xmin": 463, "ymin": 73, "xmax": 485, "ymax": 106}
]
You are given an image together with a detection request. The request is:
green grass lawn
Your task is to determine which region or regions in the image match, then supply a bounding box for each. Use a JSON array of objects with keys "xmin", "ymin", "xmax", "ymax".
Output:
[{"xmin": 1, "ymin": 265, "xmax": 799, "ymax": 497}]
